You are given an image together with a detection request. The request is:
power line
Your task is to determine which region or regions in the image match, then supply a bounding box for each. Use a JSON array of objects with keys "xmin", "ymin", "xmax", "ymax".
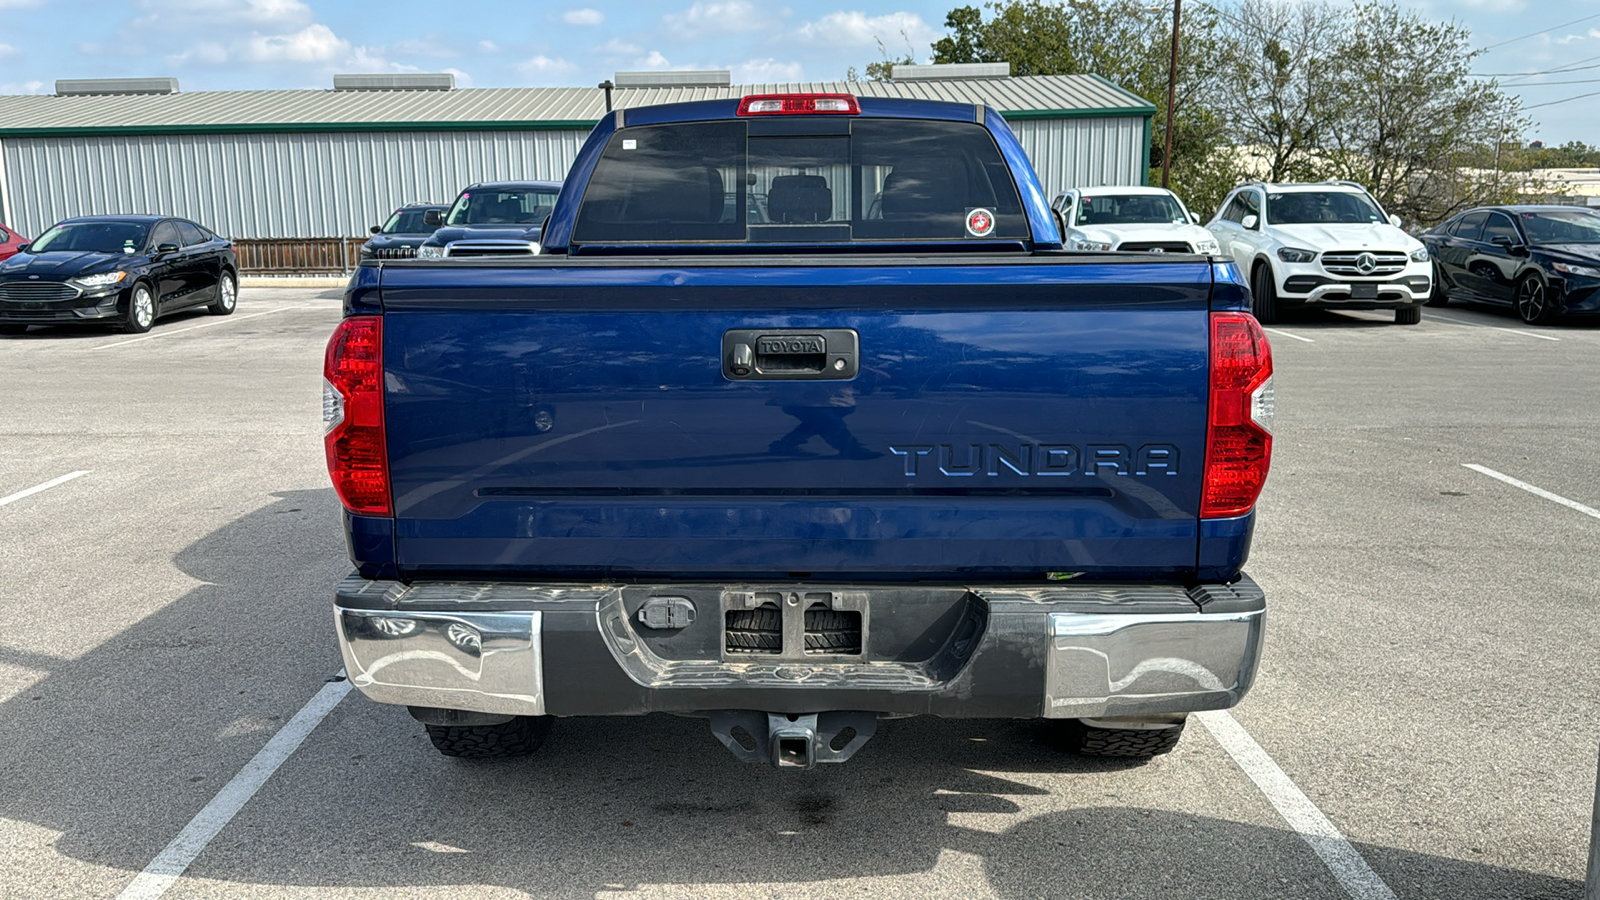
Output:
[
  {"xmin": 1523, "ymin": 87, "xmax": 1600, "ymax": 109},
  {"xmin": 1473, "ymin": 57, "xmax": 1600, "ymax": 77},
  {"xmin": 1480, "ymin": 11, "xmax": 1600, "ymax": 51},
  {"xmin": 1502, "ymin": 75, "xmax": 1600, "ymax": 87}
]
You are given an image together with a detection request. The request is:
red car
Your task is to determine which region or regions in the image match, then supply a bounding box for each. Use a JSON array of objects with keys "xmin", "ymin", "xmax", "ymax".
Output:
[{"xmin": 0, "ymin": 224, "xmax": 27, "ymax": 262}]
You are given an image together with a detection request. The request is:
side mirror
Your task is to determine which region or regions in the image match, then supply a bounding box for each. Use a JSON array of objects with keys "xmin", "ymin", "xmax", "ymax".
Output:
[
  {"xmin": 1490, "ymin": 235, "xmax": 1523, "ymax": 252},
  {"xmin": 1188, "ymin": 212, "xmax": 1200, "ymax": 225},
  {"xmin": 1241, "ymin": 214, "xmax": 1259, "ymax": 230},
  {"xmin": 369, "ymin": 225, "xmax": 382, "ymax": 234},
  {"xmin": 15, "ymin": 243, "xmax": 28, "ymax": 254},
  {"xmin": 423, "ymin": 210, "xmax": 444, "ymax": 227},
  {"xmin": 1388, "ymin": 214, "xmax": 1403, "ymax": 228},
  {"xmin": 155, "ymin": 242, "xmax": 180, "ymax": 255}
]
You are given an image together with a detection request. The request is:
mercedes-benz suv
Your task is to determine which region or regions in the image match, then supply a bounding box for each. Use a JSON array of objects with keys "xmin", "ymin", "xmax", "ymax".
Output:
[{"xmin": 1207, "ymin": 181, "xmax": 1431, "ymax": 325}]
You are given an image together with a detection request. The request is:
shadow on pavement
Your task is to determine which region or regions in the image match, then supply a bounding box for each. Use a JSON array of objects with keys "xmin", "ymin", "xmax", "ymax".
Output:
[{"xmin": 0, "ymin": 490, "xmax": 1584, "ymax": 899}]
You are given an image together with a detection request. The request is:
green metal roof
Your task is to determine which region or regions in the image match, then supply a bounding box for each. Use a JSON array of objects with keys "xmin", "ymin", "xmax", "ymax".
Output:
[{"xmin": 0, "ymin": 75, "xmax": 1153, "ymax": 137}]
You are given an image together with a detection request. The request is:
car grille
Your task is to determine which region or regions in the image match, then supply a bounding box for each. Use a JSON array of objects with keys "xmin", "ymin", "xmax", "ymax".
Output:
[
  {"xmin": 445, "ymin": 241, "xmax": 538, "ymax": 258},
  {"xmin": 1321, "ymin": 251, "xmax": 1408, "ymax": 277},
  {"xmin": 367, "ymin": 245, "xmax": 417, "ymax": 259},
  {"xmin": 0, "ymin": 281, "xmax": 80, "ymax": 302},
  {"xmin": 1119, "ymin": 241, "xmax": 1192, "ymax": 253}
]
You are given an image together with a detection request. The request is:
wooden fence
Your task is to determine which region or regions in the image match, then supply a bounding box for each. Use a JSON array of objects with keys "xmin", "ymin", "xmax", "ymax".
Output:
[{"xmin": 232, "ymin": 238, "xmax": 369, "ymax": 274}]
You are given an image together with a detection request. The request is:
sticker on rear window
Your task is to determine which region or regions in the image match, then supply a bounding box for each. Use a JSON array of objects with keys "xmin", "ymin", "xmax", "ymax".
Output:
[
  {"xmin": 966, "ymin": 207, "xmax": 995, "ymax": 237},
  {"xmin": 622, "ymin": 139, "xmax": 637, "ymax": 150}
]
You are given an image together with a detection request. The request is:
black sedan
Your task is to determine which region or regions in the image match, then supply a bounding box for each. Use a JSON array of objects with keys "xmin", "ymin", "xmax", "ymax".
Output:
[
  {"xmin": 1423, "ymin": 205, "xmax": 1600, "ymax": 324},
  {"xmin": 0, "ymin": 215, "xmax": 238, "ymax": 335},
  {"xmin": 361, "ymin": 202, "xmax": 445, "ymax": 261}
]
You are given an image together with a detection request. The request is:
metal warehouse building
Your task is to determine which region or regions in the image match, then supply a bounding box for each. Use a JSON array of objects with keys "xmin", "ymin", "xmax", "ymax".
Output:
[{"xmin": 0, "ymin": 67, "xmax": 1154, "ymax": 242}]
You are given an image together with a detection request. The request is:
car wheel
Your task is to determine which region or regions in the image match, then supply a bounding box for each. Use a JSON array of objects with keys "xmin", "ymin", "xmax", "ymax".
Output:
[
  {"xmin": 1425, "ymin": 262, "xmax": 1449, "ymax": 307},
  {"xmin": 1515, "ymin": 274, "xmax": 1557, "ymax": 325},
  {"xmin": 0, "ymin": 323, "xmax": 27, "ymax": 336},
  {"xmin": 121, "ymin": 283, "xmax": 156, "ymax": 334},
  {"xmin": 1394, "ymin": 306, "xmax": 1422, "ymax": 325},
  {"xmin": 424, "ymin": 715, "xmax": 552, "ymax": 760},
  {"xmin": 1059, "ymin": 718, "xmax": 1186, "ymax": 759},
  {"xmin": 208, "ymin": 271, "xmax": 237, "ymax": 316},
  {"xmin": 1250, "ymin": 264, "xmax": 1279, "ymax": 325}
]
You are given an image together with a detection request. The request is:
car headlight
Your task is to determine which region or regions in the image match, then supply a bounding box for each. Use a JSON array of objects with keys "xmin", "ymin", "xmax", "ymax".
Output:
[
  {"xmin": 1195, "ymin": 239, "xmax": 1220, "ymax": 255},
  {"xmin": 1410, "ymin": 247, "xmax": 1430, "ymax": 262},
  {"xmin": 1277, "ymin": 247, "xmax": 1317, "ymax": 263},
  {"xmin": 1073, "ymin": 239, "xmax": 1113, "ymax": 252},
  {"xmin": 416, "ymin": 245, "xmax": 445, "ymax": 260},
  {"xmin": 1553, "ymin": 261, "xmax": 1600, "ymax": 278},
  {"xmin": 69, "ymin": 271, "xmax": 127, "ymax": 290}
]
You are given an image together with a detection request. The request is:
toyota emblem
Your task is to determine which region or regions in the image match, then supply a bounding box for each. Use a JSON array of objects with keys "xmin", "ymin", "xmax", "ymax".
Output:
[{"xmin": 1355, "ymin": 252, "xmax": 1377, "ymax": 274}]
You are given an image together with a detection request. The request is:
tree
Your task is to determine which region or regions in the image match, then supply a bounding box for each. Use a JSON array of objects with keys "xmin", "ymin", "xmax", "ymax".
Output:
[
  {"xmin": 927, "ymin": 0, "xmax": 1237, "ymax": 213},
  {"xmin": 1318, "ymin": 1, "xmax": 1530, "ymax": 224},
  {"xmin": 1214, "ymin": 0, "xmax": 1346, "ymax": 183}
]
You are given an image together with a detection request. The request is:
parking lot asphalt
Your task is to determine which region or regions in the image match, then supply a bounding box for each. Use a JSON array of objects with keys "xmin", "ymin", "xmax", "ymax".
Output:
[{"xmin": 0, "ymin": 289, "xmax": 1596, "ymax": 899}]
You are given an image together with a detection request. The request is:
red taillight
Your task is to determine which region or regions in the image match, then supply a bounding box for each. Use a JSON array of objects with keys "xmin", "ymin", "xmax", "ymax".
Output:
[
  {"xmin": 323, "ymin": 316, "xmax": 391, "ymax": 516},
  {"xmin": 1202, "ymin": 312, "xmax": 1274, "ymax": 518},
  {"xmin": 736, "ymin": 93, "xmax": 860, "ymax": 116}
]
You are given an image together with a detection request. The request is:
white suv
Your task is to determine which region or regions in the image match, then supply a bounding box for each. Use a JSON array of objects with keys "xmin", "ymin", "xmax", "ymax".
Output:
[
  {"xmin": 1207, "ymin": 181, "xmax": 1432, "ymax": 325},
  {"xmin": 1051, "ymin": 186, "xmax": 1220, "ymax": 255}
]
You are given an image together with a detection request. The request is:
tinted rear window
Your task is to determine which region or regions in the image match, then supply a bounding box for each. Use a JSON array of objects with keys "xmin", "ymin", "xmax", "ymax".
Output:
[{"xmin": 572, "ymin": 118, "xmax": 1028, "ymax": 245}]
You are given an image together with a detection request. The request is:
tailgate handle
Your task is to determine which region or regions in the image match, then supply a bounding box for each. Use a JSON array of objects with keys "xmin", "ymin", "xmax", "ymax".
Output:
[{"xmin": 723, "ymin": 329, "xmax": 859, "ymax": 381}]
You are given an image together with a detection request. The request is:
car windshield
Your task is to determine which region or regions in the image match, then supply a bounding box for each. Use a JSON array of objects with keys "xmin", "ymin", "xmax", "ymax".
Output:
[
  {"xmin": 1076, "ymin": 194, "xmax": 1186, "ymax": 225},
  {"xmin": 382, "ymin": 208, "xmax": 441, "ymax": 234},
  {"xmin": 29, "ymin": 221, "xmax": 150, "ymax": 254},
  {"xmin": 445, "ymin": 190, "xmax": 559, "ymax": 226},
  {"xmin": 1267, "ymin": 191, "xmax": 1384, "ymax": 225},
  {"xmin": 1519, "ymin": 210, "xmax": 1600, "ymax": 244}
]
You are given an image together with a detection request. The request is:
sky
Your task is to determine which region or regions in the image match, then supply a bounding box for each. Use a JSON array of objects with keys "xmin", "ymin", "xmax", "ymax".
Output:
[{"xmin": 0, "ymin": 0, "xmax": 1596, "ymax": 145}]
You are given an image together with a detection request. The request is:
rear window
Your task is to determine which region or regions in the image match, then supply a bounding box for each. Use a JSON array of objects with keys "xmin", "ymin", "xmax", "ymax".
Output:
[{"xmin": 572, "ymin": 118, "xmax": 1028, "ymax": 245}]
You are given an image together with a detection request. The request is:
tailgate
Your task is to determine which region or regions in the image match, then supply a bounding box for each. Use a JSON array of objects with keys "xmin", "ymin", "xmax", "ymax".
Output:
[{"xmin": 378, "ymin": 257, "xmax": 1215, "ymax": 579}]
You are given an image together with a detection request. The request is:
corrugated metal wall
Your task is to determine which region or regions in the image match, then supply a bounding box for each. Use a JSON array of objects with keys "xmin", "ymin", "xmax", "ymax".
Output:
[
  {"xmin": 0, "ymin": 130, "xmax": 586, "ymax": 239},
  {"xmin": 1010, "ymin": 117, "xmax": 1148, "ymax": 197},
  {"xmin": 0, "ymin": 118, "xmax": 1146, "ymax": 238}
]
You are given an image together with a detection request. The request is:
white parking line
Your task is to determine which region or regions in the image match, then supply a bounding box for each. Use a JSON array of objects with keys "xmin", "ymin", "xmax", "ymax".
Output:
[
  {"xmin": 90, "ymin": 305, "xmax": 309, "ymax": 351},
  {"xmin": 114, "ymin": 677, "xmax": 351, "ymax": 900},
  {"xmin": 0, "ymin": 470, "xmax": 89, "ymax": 508},
  {"xmin": 1425, "ymin": 313, "xmax": 1561, "ymax": 341},
  {"xmin": 1264, "ymin": 328, "xmax": 1315, "ymax": 344},
  {"xmin": 1197, "ymin": 711, "xmax": 1398, "ymax": 900},
  {"xmin": 1463, "ymin": 464, "xmax": 1600, "ymax": 521}
]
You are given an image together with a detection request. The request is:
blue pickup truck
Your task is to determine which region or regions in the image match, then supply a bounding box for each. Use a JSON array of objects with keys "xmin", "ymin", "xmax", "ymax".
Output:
[{"xmin": 324, "ymin": 93, "xmax": 1274, "ymax": 769}]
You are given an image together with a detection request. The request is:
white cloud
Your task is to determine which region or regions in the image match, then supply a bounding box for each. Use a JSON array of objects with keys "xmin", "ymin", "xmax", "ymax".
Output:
[
  {"xmin": 516, "ymin": 54, "xmax": 578, "ymax": 76},
  {"xmin": 661, "ymin": 0, "xmax": 768, "ymax": 39},
  {"xmin": 0, "ymin": 0, "xmax": 44, "ymax": 8},
  {"xmin": 641, "ymin": 50, "xmax": 670, "ymax": 68},
  {"xmin": 135, "ymin": 0, "xmax": 316, "ymax": 28},
  {"xmin": 0, "ymin": 43, "xmax": 15, "ymax": 58},
  {"xmin": 794, "ymin": 11, "xmax": 939, "ymax": 50},
  {"xmin": 734, "ymin": 58, "xmax": 804, "ymax": 82},
  {"xmin": 562, "ymin": 8, "xmax": 604, "ymax": 25},
  {"xmin": 1452, "ymin": 0, "xmax": 1525, "ymax": 10},
  {"xmin": 243, "ymin": 23, "xmax": 347, "ymax": 63},
  {"xmin": 442, "ymin": 67, "xmax": 473, "ymax": 88},
  {"xmin": 479, "ymin": 40, "xmax": 500, "ymax": 53},
  {"xmin": 599, "ymin": 38, "xmax": 642, "ymax": 55}
]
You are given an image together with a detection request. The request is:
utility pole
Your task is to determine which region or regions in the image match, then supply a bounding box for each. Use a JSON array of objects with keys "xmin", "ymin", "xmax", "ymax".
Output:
[{"xmin": 1162, "ymin": 0, "xmax": 1182, "ymax": 189}]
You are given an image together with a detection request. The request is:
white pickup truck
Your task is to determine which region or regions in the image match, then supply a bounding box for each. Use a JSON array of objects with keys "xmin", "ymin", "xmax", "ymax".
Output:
[{"xmin": 1050, "ymin": 186, "xmax": 1220, "ymax": 256}]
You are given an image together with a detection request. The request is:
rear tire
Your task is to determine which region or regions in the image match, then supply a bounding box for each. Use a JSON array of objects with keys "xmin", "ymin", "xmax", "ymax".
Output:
[
  {"xmin": 1061, "ymin": 718, "xmax": 1186, "ymax": 759},
  {"xmin": 1251, "ymin": 264, "xmax": 1279, "ymax": 324},
  {"xmin": 425, "ymin": 715, "xmax": 552, "ymax": 759},
  {"xmin": 1394, "ymin": 306, "xmax": 1422, "ymax": 325},
  {"xmin": 0, "ymin": 323, "xmax": 27, "ymax": 335},
  {"xmin": 208, "ymin": 271, "xmax": 237, "ymax": 316}
]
